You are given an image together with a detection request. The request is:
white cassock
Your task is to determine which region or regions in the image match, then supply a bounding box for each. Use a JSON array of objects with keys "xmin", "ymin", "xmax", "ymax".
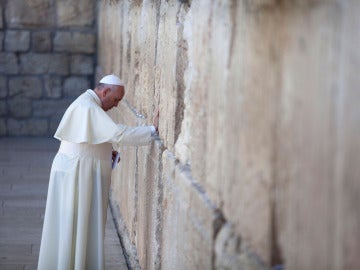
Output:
[{"xmin": 38, "ymin": 90, "xmax": 154, "ymax": 270}]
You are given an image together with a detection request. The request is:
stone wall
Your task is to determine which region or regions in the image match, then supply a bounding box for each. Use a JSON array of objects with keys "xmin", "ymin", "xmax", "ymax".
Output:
[
  {"xmin": 0, "ymin": 0, "xmax": 97, "ymax": 136},
  {"xmin": 98, "ymin": 0, "xmax": 360, "ymax": 269}
]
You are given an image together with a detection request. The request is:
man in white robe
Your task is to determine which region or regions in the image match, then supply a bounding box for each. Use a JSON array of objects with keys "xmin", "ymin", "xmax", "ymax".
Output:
[{"xmin": 37, "ymin": 75, "xmax": 159, "ymax": 270}]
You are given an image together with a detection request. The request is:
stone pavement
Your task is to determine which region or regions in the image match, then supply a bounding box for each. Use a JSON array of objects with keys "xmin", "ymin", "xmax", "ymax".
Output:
[{"xmin": 0, "ymin": 138, "xmax": 128, "ymax": 270}]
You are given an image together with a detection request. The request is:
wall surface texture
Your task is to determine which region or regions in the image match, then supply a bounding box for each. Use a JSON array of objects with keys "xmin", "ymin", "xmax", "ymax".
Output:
[
  {"xmin": 0, "ymin": 0, "xmax": 97, "ymax": 136},
  {"xmin": 98, "ymin": 0, "xmax": 360, "ymax": 269}
]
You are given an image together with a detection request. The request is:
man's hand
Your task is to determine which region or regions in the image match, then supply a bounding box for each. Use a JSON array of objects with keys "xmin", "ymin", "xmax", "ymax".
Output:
[{"xmin": 153, "ymin": 107, "xmax": 159, "ymax": 133}]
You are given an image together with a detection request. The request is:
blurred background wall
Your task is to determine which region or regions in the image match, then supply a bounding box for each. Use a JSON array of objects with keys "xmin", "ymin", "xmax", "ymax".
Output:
[
  {"xmin": 98, "ymin": 0, "xmax": 360, "ymax": 270},
  {"xmin": 0, "ymin": 0, "xmax": 97, "ymax": 136}
]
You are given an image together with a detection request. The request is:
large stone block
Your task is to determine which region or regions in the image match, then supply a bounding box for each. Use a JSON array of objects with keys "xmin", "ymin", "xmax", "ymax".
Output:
[
  {"xmin": 136, "ymin": 140, "xmax": 163, "ymax": 269},
  {"xmin": 20, "ymin": 53, "xmax": 69, "ymax": 75},
  {"xmin": 215, "ymin": 223, "xmax": 267, "ymax": 270},
  {"xmin": 0, "ymin": 53, "xmax": 19, "ymax": 74},
  {"xmin": 204, "ymin": 1, "xmax": 278, "ymax": 263},
  {"xmin": 97, "ymin": 1, "xmax": 127, "ymax": 80},
  {"xmin": 0, "ymin": 76, "xmax": 6, "ymax": 98},
  {"xmin": 111, "ymin": 145, "xmax": 141, "ymax": 244},
  {"xmin": 276, "ymin": 3, "xmax": 360, "ymax": 270},
  {"xmin": 63, "ymin": 76, "xmax": 90, "ymax": 97},
  {"xmin": 70, "ymin": 55, "xmax": 94, "ymax": 75},
  {"xmin": 7, "ymin": 118, "xmax": 48, "ymax": 136},
  {"xmin": 155, "ymin": 0, "xmax": 180, "ymax": 153},
  {"xmin": 33, "ymin": 100, "xmax": 71, "ymax": 117},
  {"xmin": 8, "ymin": 98, "xmax": 32, "ymax": 118},
  {"xmin": 0, "ymin": 118, "xmax": 6, "ymax": 136},
  {"xmin": 0, "ymin": 31, "xmax": 3, "ymax": 50},
  {"xmin": 57, "ymin": 0, "xmax": 95, "ymax": 27},
  {"xmin": 161, "ymin": 150, "xmax": 221, "ymax": 269},
  {"xmin": 54, "ymin": 32, "xmax": 95, "ymax": 53},
  {"xmin": 5, "ymin": 30, "xmax": 30, "ymax": 52},
  {"xmin": 0, "ymin": 100, "xmax": 7, "ymax": 116},
  {"xmin": 44, "ymin": 76, "xmax": 62, "ymax": 98},
  {"xmin": 129, "ymin": 0, "xmax": 159, "ymax": 118},
  {"xmin": 0, "ymin": 2, "xmax": 3, "ymax": 29},
  {"xmin": 5, "ymin": 0, "xmax": 54, "ymax": 28},
  {"xmin": 32, "ymin": 31, "xmax": 52, "ymax": 52},
  {"xmin": 9, "ymin": 76, "xmax": 42, "ymax": 99}
]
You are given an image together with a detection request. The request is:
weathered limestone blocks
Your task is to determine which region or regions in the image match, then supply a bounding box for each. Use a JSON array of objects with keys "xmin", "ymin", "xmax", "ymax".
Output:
[
  {"xmin": 0, "ymin": 53, "xmax": 19, "ymax": 74},
  {"xmin": 7, "ymin": 118, "xmax": 48, "ymax": 136},
  {"xmin": 136, "ymin": 140, "xmax": 163, "ymax": 269},
  {"xmin": 20, "ymin": 53, "xmax": 69, "ymax": 75},
  {"xmin": 0, "ymin": 77, "xmax": 6, "ymax": 98},
  {"xmin": 99, "ymin": 0, "xmax": 360, "ymax": 269},
  {"xmin": 33, "ymin": 100, "xmax": 73, "ymax": 118},
  {"xmin": 99, "ymin": 0, "xmax": 270, "ymax": 268},
  {"xmin": 109, "ymin": 101, "xmax": 149, "ymax": 243},
  {"xmin": 107, "ymin": 99, "xmax": 164, "ymax": 269},
  {"xmin": 9, "ymin": 77, "xmax": 42, "ymax": 98},
  {"xmin": 5, "ymin": 0, "xmax": 54, "ymax": 28},
  {"xmin": 5, "ymin": 31, "xmax": 30, "ymax": 52},
  {"xmin": 155, "ymin": 1, "xmax": 183, "ymax": 153},
  {"xmin": 8, "ymin": 98, "xmax": 32, "ymax": 118},
  {"xmin": 44, "ymin": 76, "xmax": 62, "ymax": 99},
  {"xmin": 54, "ymin": 32, "xmax": 96, "ymax": 53},
  {"xmin": 71, "ymin": 55, "xmax": 94, "ymax": 75},
  {"xmin": 275, "ymin": 2, "xmax": 360, "ymax": 269},
  {"xmin": 0, "ymin": 101, "xmax": 6, "ymax": 116},
  {"xmin": 0, "ymin": 0, "xmax": 97, "ymax": 137},
  {"xmin": 32, "ymin": 31, "xmax": 52, "ymax": 52},
  {"xmin": 57, "ymin": 0, "xmax": 95, "ymax": 27},
  {"xmin": 0, "ymin": 1, "xmax": 3, "ymax": 29},
  {"xmin": 63, "ymin": 76, "xmax": 91, "ymax": 97},
  {"xmin": 0, "ymin": 119, "xmax": 6, "ymax": 136},
  {"xmin": 0, "ymin": 32, "xmax": 3, "ymax": 50},
  {"xmin": 174, "ymin": 0, "xmax": 277, "ymax": 263},
  {"xmin": 161, "ymin": 150, "xmax": 219, "ymax": 269}
]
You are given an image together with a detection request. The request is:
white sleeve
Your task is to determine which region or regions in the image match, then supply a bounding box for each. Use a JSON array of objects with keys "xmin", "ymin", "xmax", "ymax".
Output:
[
  {"xmin": 111, "ymin": 124, "xmax": 153, "ymax": 146},
  {"xmin": 149, "ymin": 125, "xmax": 157, "ymax": 136}
]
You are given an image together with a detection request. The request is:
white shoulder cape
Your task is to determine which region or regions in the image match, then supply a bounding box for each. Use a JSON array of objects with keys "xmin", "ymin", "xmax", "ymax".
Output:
[
  {"xmin": 54, "ymin": 90, "xmax": 124, "ymax": 144},
  {"xmin": 54, "ymin": 90, "xmax": 153, "ymax": 146}
]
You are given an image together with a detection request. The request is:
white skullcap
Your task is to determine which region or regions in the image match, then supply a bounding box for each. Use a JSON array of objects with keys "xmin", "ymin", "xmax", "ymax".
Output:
[{"xmin": 99, "ymin": 74, "xmax": 124, "ymax": 86}]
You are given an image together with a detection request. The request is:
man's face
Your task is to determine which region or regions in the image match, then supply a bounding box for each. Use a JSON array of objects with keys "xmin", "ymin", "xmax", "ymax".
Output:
[{"xmin": 101, "ymin": 85, "xmax": 125, "ymax": 111}]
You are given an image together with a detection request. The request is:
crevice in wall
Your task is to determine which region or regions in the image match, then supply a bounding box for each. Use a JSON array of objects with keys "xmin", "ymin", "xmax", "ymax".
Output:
[
  {"xmin": 133, "ymin": 147, "xmax": 139, "ymax": 241},
  {"xmin": 214, "ymin": 220, "xmax": 270, "ymax": 270},
  {"xmin": 212, "ymin": 209, "xmax": 226, "ymax": 270},
  {"xmin": 153, "ymin": 0, "xmax": 162, "ymax": 104},
  {"xmin": 178, "ymin": 0, "xmax": 191, "ymax": 7},
  {"xmin": 154, "ymin": 141, "xmax": 166, "ymax": 270},
  {"xmin": 270, "ymin": 2, "xmax": 285, "ymax": 267},
  {"xmin": 126, "ymin": 31, "xmax": 131, "ymax": 70},
  {"xmin": 174, "ymin": 2, "xmax": 189, "ymax": 145},
  {"xmin": 228, "ymin": 0, "xmax": 238, "ymax": 69}
]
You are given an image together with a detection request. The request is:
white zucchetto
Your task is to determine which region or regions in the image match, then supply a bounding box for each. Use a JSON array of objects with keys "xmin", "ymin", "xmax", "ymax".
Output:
[{"xmin": 99, "ymin": 74, "xmax": 124, "ymax": 86}]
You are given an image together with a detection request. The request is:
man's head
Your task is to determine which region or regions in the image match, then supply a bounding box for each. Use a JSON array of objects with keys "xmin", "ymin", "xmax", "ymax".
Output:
[{"xmin": 95, "ymin": 75, "xmax": 125, "ymax": 111}]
